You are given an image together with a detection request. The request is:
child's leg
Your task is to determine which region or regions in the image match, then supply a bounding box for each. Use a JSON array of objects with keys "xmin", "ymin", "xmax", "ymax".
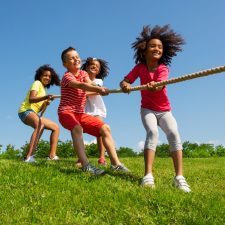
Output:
[
  {"xmin": 99, "ymin": 124, "xmax": 120, "ymax": 165},
  {"xmin": 41, "ymin": 117, "xmax": 59, "ymax": 158},
  {"xmin": 141, "ymin": 108, "xmax": 159, "ymax": 176},
  {"xmin": 171, "ymin": 150, "xmax": 183, "ymax": 176},
  {"xmin": 71, "ymin": 125, "xmax": 89, "ymax": 167},
  {"xmin": 24, "ymin": 112, "xmax": 44, "ymax": 158},
  {"xmin": 144, "ymin": 149, "xmax": 155, "ymax": 175},
  {"xmin": 158, "ymin": 111, "xmax": 183, "ymax": 176},
  {"xmin": 95, "ymin": 116, "xmax": 105, "ymax": 160}
]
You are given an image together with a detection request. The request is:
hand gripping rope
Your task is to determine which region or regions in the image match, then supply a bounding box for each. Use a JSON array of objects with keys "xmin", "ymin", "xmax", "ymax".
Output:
[
  {"xmin": 30, "ymin": 66, "xmax": 225, "ymax": 152},
  {"xmin": 108, "ymin": 65, "xmax": 225, "ymax": 93}
]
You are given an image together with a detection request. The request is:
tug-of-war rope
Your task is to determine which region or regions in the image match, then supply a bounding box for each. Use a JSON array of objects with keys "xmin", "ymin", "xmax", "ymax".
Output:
[
  {"xmin": 39, "ymin": 65, "xmax": 225, "ymax": 115},
  {"xmin": 108, "ymin": 65, "xmax": 225, "ymax": 93},
  {"xmin": 34, "ymin": 65, "xmax": 225, "ymax": 153}
]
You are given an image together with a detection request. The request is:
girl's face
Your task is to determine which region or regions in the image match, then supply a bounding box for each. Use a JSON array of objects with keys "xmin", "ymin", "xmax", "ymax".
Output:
[
  {"xmin": 145, "ymin": 38, "xmax": 163, "ymax": 62},
  {"xmin": 40, "ymin": 70, "xmax": 51, "ymax": 86},
  {"xmin": 86, "ymin": 60, "xmax": 101, "ymax": 79},
  {"xmin": 63, "ymin": 50, "xmax": 81, "ymax": 71}
]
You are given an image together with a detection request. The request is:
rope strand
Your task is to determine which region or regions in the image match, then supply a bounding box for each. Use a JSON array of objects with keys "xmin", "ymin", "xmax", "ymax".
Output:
[{"xmin": 108, "ymin": 65, "xmax": 225, "ymax": 93}]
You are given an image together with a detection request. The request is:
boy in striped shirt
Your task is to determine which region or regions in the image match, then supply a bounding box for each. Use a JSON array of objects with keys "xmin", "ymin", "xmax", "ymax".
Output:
[{"xmin": 58, "ymin": 47, "xmax": 130, "ymax": 175}]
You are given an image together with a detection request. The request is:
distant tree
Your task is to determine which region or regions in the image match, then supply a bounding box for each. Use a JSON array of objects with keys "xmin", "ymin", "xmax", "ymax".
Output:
[
  {"xmin": 198, "ymin": 143, "xmax": 215, "ymax": 157},
  {"xmin": 156, "ymin": 143, "xmax": 170, "ymax": 157},
  {"xmin": 57, "ymin": 140, "xmax": 75, "ymax": 158},
  {"xmin": 85, "ymin": 143, "xmax": 98, "ymax": 157},
  {"xmin": 215, "ymin": 145, "xmax": 225, "ymax": 157},
  {"xmin": 182, "ymin": 141, "xmax": 199, "ymax": 158},
  {"xmin": 117, "ymin": 147, "xmax": 137, "ymax": 157},
  {"xmin": 0, "ymin": 144, "xmax": 21, "ymax": 159}
]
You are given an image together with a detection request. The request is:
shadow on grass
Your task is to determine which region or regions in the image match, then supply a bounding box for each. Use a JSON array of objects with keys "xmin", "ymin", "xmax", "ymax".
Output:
[{"xmin": 28, "ymin": 159, "xmax": 141, "ymax": 184}]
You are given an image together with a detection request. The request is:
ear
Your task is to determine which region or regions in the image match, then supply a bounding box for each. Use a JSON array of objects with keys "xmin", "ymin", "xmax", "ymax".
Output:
[{"xmin": 63, "ymin": 61, "xmax": 67, "ymax": 68}]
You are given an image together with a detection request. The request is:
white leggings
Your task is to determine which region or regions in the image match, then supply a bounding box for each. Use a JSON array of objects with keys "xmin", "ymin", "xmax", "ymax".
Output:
[{"xmin": 141, "ymin": 108, "xmax": 182, "ymax": 152}]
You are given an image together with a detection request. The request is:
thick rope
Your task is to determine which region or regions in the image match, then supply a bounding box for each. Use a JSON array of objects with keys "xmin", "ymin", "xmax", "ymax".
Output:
[{"xmin": 108, "ymin": 65, "xmax": 225, "ymax": 93}]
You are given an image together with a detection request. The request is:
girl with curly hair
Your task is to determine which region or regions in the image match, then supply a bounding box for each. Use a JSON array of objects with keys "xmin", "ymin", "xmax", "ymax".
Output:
[
  {"xmin": 120, "ymin": 25, "xmax": 191, "ymax": 192},
  {"xmin": 81, "ymin": 57, "xmax": 109, "ymax": 165},
  {"xmin": 18, "ymin": 65, "xmax": 60, "ymax": 162}
]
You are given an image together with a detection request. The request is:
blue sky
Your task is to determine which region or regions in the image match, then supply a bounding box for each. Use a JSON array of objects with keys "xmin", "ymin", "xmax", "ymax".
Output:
[{"xmin": 1, "ymin": 0, "xmax": 225, "ymax": 152}]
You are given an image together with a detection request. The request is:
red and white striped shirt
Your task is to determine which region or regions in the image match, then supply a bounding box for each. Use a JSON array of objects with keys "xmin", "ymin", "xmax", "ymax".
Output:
[{"xmin": 58, "ymin": 70, "xmax": 88, "ymax": 114}]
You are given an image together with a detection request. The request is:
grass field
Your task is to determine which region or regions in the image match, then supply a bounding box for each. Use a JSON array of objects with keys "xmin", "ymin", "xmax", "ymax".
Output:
[{"xmin": 0, "ymin": 157, "xmax": 224, "ymax": 225}]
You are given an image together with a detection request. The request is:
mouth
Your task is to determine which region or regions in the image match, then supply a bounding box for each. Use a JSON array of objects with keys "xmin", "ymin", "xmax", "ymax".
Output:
[{"xmin": 152, "ymin": 51, "xmax": 161, "ymax": 56}]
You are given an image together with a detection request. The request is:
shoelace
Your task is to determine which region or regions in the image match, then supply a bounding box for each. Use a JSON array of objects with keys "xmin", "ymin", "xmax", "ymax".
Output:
[{"xmin": 177, "ymin": 178, "xmax": 190, "ymax": 188}]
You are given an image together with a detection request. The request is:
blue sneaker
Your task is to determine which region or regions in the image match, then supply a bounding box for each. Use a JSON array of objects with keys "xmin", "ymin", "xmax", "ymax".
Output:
[
  {"xmin": 111, "ymin": 164, "xmax": 130, "ymax": 173},
  {"xmin": 83, "ymin": 163, "xmax": 105, "ymax": 176}
]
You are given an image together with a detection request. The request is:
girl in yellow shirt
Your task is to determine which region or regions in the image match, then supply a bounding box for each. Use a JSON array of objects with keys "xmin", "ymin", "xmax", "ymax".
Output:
[{"xmin": 18, "ymin": 65, "xmax": 60, "ymax": 162}]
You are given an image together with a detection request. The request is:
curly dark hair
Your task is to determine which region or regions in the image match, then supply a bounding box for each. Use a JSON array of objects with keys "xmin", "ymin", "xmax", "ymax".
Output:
[
  {"xmin": 34, "ymin": 64, "xmax": 60, "ymax": 88},
  {"xmin": 132, "ymin": 24, "xmax": 185, "ymax": 66},
  {"xmin": 81, "ymin": 57, "xmax": 109, "ymax": 80}
]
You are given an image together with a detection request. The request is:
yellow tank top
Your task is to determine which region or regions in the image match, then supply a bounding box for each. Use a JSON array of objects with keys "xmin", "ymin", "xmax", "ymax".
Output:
[{"xmin": 18, "ymin": 80, "xmax": 46, "ymax": 113}]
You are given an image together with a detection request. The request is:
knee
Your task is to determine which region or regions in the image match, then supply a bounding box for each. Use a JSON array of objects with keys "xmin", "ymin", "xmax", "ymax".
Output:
[
  {"xmin": 71, "ymin": 125, "xmax": 83, "ymax": 136},
  {"xmin": 147, "ymin": 128, "xmax": 158, "ymax": 139},
  {"xmin": 53, "ymin": 123, "xmax": 60, "ymax": 132},
  {"xmin": 100, "ymin": 124, "xmax": 111, "ymax": 136},
  {"xmin": 167, "ymin": 130, "xmax": 177, "ymax": 141}
]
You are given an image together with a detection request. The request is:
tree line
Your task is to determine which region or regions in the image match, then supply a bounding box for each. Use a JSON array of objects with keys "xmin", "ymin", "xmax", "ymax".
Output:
[{"xmin": 0, "ymin": 140, "xmax": 225, "ymax": 160}]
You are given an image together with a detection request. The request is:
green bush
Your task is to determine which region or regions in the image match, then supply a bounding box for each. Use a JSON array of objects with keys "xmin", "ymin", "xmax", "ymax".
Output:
[
  {"xmin": 117, "ymin": 147, "xmax": 137, "ymax": 157},
  {"xmin": 85, "ymin": 143, "xmax": 98, "ymax": 157},
  {"xmin": 215, "ymin": 145, "xmax": 225, "ymax": 157},
  {"xmin": 57, "ymin": 140, "xmax": 75, "ymax": 158},
  {"xmin": 1, "ymin": 140, "xmax": 225, "ymax": 159},
  {"xmin": 0, "ymin": 144, "xmax": 21, "ymax": 159}
]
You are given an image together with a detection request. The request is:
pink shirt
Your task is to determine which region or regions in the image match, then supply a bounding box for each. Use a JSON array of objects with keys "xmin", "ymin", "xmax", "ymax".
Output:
[
  {"xmin": 58, "ymin": 70, "xmax": 88, "ymax": 114},
  {"xmin": 124, "ymin": 64, "xmax": 171, "ymax": 111}
]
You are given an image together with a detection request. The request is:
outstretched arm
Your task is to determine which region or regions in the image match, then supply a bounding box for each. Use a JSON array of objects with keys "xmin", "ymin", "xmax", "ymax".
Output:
[{"xmin": 68, "ymin": 77, "xmax": 109, "ymax": 96}]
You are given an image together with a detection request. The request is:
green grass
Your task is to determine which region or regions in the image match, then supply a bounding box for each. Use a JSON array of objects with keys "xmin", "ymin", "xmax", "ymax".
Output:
[{"xmin": 0, "ymin": 157, "xmax": 225, "ymax": 225}]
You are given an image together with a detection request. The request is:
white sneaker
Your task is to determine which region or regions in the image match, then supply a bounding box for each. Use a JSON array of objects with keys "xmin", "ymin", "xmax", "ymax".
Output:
[
  {"xmin": 173, "ymin": 175, "xmax": 191, "ymax": 193},
  {"xmin": 47, "ymin": 155, "xmax": 59, "ymax": 160},
  {"xmin": 24, "ymin": 155, "xmax": 36, "ymax": 163},
  {"xmin": 141, "ymin": 174, "xmax": 155, "ymax": 188}
]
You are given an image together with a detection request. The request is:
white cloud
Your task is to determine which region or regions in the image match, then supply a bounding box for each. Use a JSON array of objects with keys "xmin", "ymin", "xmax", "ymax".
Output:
[
  {"xmin": 84, "ymin": 139, "xmax": 97, "ymax": 145},
  {"xmin": 135, "ymin": 140, "xmax": 144, "ymax": 153}
]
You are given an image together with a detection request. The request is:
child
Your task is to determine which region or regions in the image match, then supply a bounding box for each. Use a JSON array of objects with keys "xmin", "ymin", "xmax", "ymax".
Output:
[
  {"xmin": 81, "ymin": 57, "xmax": 109, "ymax": 165},
  {"xmin": 58, "ymin": 46, "xmax": 129, "ymax": 175},
  {"xmin": 18, "ymin": 65, "xmax": 60, "ymax": 162},
  {"xmin": 120, "ymin": 25, "xmax": 191, "ymax": 192}
]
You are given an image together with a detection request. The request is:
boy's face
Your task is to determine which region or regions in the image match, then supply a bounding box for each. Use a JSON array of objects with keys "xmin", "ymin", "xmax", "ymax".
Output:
[{"xmin": 63, "ymin": 50, "xmax": 81, "ymax": 71}]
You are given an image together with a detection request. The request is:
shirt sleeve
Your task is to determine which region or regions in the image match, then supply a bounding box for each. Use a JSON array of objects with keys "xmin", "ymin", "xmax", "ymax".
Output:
[
  {"xmin": 30, "ymin": 80, "xmax": 41, "ymax": 92},
  {"xmin": 61, "ymin": 72, "xmax": 75, "ymax": 87},
  {"xmin": 124, "ymin": 64, "xmax": 141, "ymax": 84},
  {"xmin": 94, "ymin": 79, "xmax": 103, "ymax": 87}
]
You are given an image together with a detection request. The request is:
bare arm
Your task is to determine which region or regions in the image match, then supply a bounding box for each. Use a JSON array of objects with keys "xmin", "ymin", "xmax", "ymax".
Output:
[
  {"xmin": 68, "ymin": 77, "xmax": 109, "ymax": 96},
  {"xmin": 29, "ymin": 90, "xmax": 55, "ymax": 103},
  {"xmin": 119, "ymin": 78, "xmax": 131, "ymax": 93}
]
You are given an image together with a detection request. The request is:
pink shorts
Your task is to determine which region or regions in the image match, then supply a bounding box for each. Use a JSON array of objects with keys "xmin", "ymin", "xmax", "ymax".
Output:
[{"xmin": 58, "ymin": 111, "xmax": 105, "ymax": 137}]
